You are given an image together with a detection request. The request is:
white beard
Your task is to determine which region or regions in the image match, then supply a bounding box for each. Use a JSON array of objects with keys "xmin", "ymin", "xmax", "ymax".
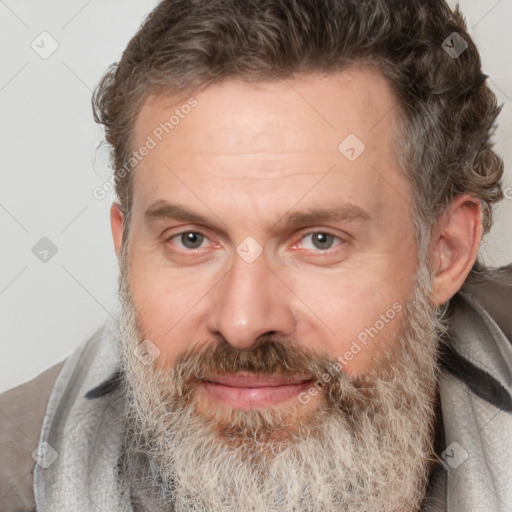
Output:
[{"xmin": 114, "ymin": 250, "xmax": 444, "ymax": 512}]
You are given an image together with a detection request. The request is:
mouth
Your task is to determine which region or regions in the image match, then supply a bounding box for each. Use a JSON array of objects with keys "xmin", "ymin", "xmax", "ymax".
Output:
[{"xmin": 198, "ymin": 372, "xmax": 314, "ymax": 410}]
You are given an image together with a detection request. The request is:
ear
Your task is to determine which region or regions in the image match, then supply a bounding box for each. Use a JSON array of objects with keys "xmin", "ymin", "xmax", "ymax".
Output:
[
  {"xmin": 429, "ymin": 195, "xmax": 482, "ymax": 306},
  {"xmin": 110, "ymin": 202, "xmax": 124, "ymax": 257}
]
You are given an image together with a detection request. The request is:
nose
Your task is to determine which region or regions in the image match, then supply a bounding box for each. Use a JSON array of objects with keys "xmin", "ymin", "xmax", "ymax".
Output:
[{"xmin": 206, "ymin": 247, "xmax": 296, "ymax": 350}]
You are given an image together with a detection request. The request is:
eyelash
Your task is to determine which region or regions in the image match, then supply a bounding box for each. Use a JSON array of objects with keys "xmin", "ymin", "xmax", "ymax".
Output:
[{"xmin": 165, "ymin": 230, "xmax": 345, "ymax": 254}]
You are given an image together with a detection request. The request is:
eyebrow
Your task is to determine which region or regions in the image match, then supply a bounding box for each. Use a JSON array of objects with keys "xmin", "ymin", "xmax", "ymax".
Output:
[
  {"xmin": 144, "ymin": 200, "xmax": 372, "ymax": 230},
  {"xmin": 284, "ymin": 204, "xmax": 371, "ymax": 226}
]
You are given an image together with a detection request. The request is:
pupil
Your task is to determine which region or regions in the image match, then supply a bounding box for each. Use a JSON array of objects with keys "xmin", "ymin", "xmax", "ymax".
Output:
[
  {"xmin": 182, "ymin": 232, "xmax": 203, "ymax": 249},
  {"xmin": 313, "ymin": 233, "xmax": 332, "ymax": 249}
]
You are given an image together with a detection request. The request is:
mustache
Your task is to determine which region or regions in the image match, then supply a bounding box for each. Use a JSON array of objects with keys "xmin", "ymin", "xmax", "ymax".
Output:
[
  {"xmin": 171, "ymin": 336, "xmax": 343, "ymax": 380},
  {"xmin": 154, "ymin": 336, "xmax": 364, "ymax": 411}
]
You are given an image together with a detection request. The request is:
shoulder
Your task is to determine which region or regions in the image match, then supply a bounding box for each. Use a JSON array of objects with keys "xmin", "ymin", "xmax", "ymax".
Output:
[
  {"xmin": 444, "ymin": 262, "xmax": 512, "ymax": 411},
  {"xmin": 0, "ymin": 361, "xmax": 65, "ymax": 512},
  {"xmin": 459, "ymin": 262, "xmax": 512, "ymax": 343}
]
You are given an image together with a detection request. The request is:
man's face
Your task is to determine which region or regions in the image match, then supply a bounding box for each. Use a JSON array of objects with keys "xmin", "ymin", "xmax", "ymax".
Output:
[
  {"xmin": 127, "ymin": 64, "xmax": 418, "ymax": 379},
  {"xmin": 113, "ymin": 65, "xmax": 442, "ymax": 511}
]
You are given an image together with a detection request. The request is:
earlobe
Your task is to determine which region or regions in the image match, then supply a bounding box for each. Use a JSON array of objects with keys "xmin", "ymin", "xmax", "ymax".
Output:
[
  {"xmin": 430, "ymin": 196, "xmax": 482, "ymax": 306},
  {"xmin": 110, "ymin": 202, "xmax": 125, "ymax": 256}
]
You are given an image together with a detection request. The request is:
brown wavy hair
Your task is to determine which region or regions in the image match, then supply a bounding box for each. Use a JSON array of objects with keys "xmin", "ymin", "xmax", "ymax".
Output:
[{"xmin": 92, "ymin": 0, "xmax": 504, "ymax": 259}]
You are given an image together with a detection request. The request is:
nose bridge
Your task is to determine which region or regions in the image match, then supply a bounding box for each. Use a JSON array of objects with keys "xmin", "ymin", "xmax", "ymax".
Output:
[{"xmin": 207, "ymin": 248, "xmax": 295, "ymax": 349}]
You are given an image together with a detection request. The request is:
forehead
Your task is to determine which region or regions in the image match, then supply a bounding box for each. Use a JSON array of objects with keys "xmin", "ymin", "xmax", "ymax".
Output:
[
  {"xmin": 133, "ymin": 65, "xmax": 398, "ymax": 157},
  {"xmin": 129, "ymin": 65, "xmax": 409, "ymax": 228}
]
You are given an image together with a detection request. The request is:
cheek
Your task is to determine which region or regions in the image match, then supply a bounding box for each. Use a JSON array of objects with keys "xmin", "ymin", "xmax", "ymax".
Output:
[
  {"xmin": 128, "ymin": 253, "xmax": 219, "ymax": 366},
  {"xmin": 126, "ymin": 220, "xmax": 418, "ymax": 374},
  {"xmin": 289, "ymin": 263, "xmax": 414, "ymax": 374}
]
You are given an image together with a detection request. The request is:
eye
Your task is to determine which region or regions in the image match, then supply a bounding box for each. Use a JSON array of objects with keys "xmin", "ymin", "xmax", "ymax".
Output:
[
  {"xmin": 298, "ymin": 231, "xmax": 343, "ymax": 251},
  {"xmin": 165, "ymin": 230, "xmax": 345, "ymax": 255},
  {"xmin": 167, "ymin": 231, "xmax": 209, "ymax": 250}
]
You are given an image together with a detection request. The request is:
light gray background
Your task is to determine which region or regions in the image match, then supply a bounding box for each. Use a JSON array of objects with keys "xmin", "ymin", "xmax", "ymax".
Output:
[{"xmin": 1, "ymin": 0, "xmax": 511, "ymax": 393}]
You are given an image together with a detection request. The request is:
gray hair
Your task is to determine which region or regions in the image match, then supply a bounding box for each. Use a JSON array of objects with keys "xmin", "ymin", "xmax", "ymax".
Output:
[{"xmin": 93, "ymin": 0, "xmax": 504, "ymax": 266}]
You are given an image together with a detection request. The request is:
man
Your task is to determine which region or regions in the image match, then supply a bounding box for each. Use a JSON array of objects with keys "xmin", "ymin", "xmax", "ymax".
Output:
[{"xmin": 1, "ymin": 0, "xmax": 511, "ymax": 510}]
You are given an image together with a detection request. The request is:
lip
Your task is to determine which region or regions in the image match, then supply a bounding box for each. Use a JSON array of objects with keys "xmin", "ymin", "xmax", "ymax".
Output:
[{"xmin": 199, "ymin": 372, "xmax": 313, "ymax": 410}]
